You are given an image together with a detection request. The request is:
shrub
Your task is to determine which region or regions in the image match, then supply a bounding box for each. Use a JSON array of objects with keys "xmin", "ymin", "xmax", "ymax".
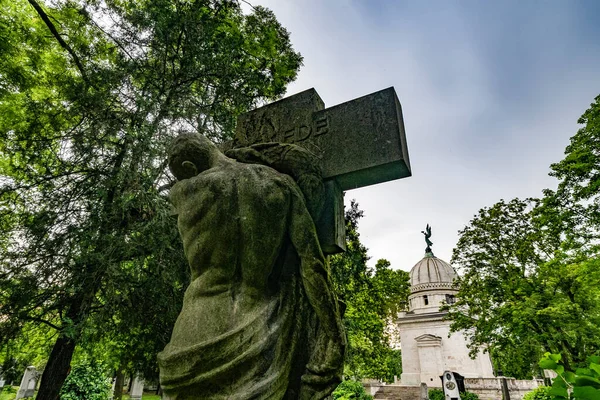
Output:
[
  {"xmin": 332, "ymin": 380, "xmax": 373, "ymax": 400},
  {"xmin": 59, "ymin": 360, "xmax": 111, "ymax": 400},
  {"xmin": 429, "ymin": 388, "xmax": 444, "ymax": 400},
  {"xmin": 429, "ymin": 388, "xmax": 479, "ymax": 400},
  {"xmin": 461, "ymin": 391, "xmax": 480, "ymax": 400},
  {"xmin": 522, "ymin": 386, "xmax": 551, "ymax": 400}
]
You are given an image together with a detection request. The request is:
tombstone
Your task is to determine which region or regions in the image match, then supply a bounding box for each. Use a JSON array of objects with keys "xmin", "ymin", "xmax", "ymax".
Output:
[
  {"xmin": 441, "ymin": 371, "xmax": 462, "ymax": 400},
  {"xmin": 16, "ymin": 366, "xmax": 38, "ymax": 399},
  {"xmin": 231, "ymin": 87, "xmax": 412, "ymax": 253},
  {"xmin": 0, "ymin": 367, "xmax": 5, "ymax": 392},
  {"xmin": 130, "ymin": 375, "xmax": 144, "ymax": 400}
]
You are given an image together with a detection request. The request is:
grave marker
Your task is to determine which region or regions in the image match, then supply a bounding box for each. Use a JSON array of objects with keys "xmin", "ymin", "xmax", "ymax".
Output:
[
  {"xmin": 16, "ymin": 366, "xmax": 38, "ymax": 399},
  {"xmin": 130, "ymin": 375, "xmax": 144, "ymax": 400}
]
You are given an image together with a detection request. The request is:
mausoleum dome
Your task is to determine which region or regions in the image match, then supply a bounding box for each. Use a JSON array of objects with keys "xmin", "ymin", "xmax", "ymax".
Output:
[{"xmin": 409, "ymin": 252, "xmax": 457, "ymax": 294}]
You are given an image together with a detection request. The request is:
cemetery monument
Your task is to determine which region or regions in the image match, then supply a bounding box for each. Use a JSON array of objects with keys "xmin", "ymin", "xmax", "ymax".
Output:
[
  {"xmin": 130, "ymin": 375, "xmax": 144, "ymax": 400},
  {"xmin": 16, "ymin": 366, "xmax": 39, "ymax": 400},
  {"xmin": 158, "ymin": 88, "xmax": 411, "ymax": 399}
]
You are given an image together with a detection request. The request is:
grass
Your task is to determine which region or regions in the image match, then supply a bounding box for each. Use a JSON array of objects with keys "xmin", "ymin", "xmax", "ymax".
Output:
[
  {"xmin": 0, "ymin": 387, "xmax": 160, "ymax": 399},
  {"xmin": 0, "ymin": 387, "xmax": 18, "ymax": 400}
]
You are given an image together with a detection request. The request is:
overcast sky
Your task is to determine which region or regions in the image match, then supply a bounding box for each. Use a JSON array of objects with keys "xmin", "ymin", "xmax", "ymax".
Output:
[{"xmin": 243, "ymin": 0, "xmax": 600, "ymax": 272}]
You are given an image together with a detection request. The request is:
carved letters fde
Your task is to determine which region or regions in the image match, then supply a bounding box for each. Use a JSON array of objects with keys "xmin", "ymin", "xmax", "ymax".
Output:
[{"xmin": 248, "ymin": 114, "xmax": 329, "ymax": 145}]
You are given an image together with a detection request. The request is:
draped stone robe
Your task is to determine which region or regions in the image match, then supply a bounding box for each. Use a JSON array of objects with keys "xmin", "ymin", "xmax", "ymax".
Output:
[{"xmin": 158, "ymin": 158, "xmax": 343, "ymax": 400}]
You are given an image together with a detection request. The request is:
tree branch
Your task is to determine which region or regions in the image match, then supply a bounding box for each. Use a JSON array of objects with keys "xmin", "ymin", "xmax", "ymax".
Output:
[
  {"xmin": 27, "ymin": 0, "xmax": 90, "ymax": 85},
  {"xmin": 25, "ymin": 316, "xmax": 62, "ymax": 331}
]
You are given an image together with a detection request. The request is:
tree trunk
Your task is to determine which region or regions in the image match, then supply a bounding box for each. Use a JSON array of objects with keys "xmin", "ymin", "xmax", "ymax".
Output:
[
  {"xmin": 30, "ymin": 142, "xmax": 129, "ymax": 399},
  {"xmin": 113, "ymin": 367, "xmax": 125, "ymax": 400},
  {"xmin": 113, "ymin": 365, "xmax": 125, "ymax": 400},
  {"xmin": 36, "ymin": 290, "xmax": 89, "ymax": 400},
  {"xmin": 35, "ymin": 335, "xmax": 76, "ymax": 400}
]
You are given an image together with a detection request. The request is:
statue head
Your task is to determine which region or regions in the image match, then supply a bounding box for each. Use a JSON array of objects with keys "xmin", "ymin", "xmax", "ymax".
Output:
[{"xmin": 168, "ymin": 133, "xmax": 219, "ymax": 180}]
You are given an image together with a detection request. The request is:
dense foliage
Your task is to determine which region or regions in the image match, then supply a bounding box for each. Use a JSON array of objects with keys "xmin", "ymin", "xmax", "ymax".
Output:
[
  {"xmin": 540, "ymin": 353, "xmax": 600, "ymax": 400},
  {"xmin": 461, "ymin": 392, "xmax": 480, "ymax": 400},
  {"xmin": 59, "ymin": 360, "xmax": 111, "ymax": 400},
  {"xmin": 330, "ymin": 201, "xmax": 410, "ymax": 382},
  {"xmin": 522, "ymin": 385, "xmax": 552, "ymax": 400},
  {"xmin": 444, "ymin": 95, "xmax": 600, "ymax": 378},
  {"xmin": 428, "ymin": 388, "xmax": 445, "ymax": 400},
  {"xmin": 332, "ymin": 379, "xmax": 373, "ymax": 400},
  {"xmin": 0, "ymin": 0, "xmax": 302, "ymax": 398}
]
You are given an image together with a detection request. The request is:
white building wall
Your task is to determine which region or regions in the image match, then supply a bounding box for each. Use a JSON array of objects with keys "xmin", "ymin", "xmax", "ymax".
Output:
[
  {"xmin": 398, "ymin": 322, "xmax": 422, "ymax": 385},
  {"xmin": 398, "ymin": 315, "xmax": 494, "ymax": 387},
  {"xmin": 441, "ymin": 329, "xmax": 494, "ymax": 378}
]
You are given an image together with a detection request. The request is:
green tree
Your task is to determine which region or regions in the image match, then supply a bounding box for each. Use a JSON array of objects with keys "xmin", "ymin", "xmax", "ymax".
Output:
[
  {"xmin": 445, "ymin": 96, "xmax": 600, "ymax": 378},
  {"xmin": 0, "ymin": 322, "xmax": 55, "ymax": 385},
  {"xmin": 447, "ymin": 198, "xmax": 600, "ymax": 377},
  {"xmin": 547, "ymin": 95, "xmax": 600, "ymax": 208},
  {"xmin": 0, "ymin": 0, "xmax": 302, "ymax": 398},
  {"xmin": 538, "ymin": 95, "xmax": 600, "ymax": 259},
  {"xmin": 330, "ymin": 201, "xmax": 410, "ymax": 382}
]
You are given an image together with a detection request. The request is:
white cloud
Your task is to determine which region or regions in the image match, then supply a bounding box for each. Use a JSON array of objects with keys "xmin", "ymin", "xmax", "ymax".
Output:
[{"xmin": 246, "ymin": 0, "xmax": 600, "ymax": 271}]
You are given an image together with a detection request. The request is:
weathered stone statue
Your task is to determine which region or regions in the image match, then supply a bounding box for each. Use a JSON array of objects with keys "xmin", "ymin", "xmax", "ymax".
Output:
[{"xmin": 158, "ymin": 134, "xmax": 346, "ymax": 399}]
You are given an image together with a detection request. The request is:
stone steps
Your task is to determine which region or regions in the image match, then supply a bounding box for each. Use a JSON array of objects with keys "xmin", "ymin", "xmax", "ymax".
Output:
[{"xmin": 371, "ymin": 384, "xmax": 426, "ymax": 400}]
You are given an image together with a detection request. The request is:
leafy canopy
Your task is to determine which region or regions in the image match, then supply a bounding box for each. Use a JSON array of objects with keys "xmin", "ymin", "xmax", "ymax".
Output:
[
  {"xmin": 330, "ymin": 201, "xmax": 410, "ymax": 382},
  {"xmin": 444, "ymin": 96, "xmax": 600, "ymax": 378},
  {"xmin": 0, "ymin": 0, "xmax": 302, "ymax": 396}
]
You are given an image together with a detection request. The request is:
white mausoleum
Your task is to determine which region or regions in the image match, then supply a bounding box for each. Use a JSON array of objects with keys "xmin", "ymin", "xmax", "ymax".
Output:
[{"xmin": 398, "ymin": 248, "xmax": 494, "ymax": 387}]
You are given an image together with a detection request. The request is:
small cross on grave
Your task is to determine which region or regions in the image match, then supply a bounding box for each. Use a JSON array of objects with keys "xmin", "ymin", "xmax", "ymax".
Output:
[{"xmin": 231, "ymin": 87, "xmax": 412, "ymax": 253}]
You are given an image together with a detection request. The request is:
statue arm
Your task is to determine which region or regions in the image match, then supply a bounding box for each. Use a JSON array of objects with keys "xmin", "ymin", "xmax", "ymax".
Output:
[
  {"xmin": 288, "ymin": 185, "xmax": 345, "ymax": 397},
  {"xmin": 287, "ymin": 188, "xmax": 346, "ymax": 346},
  {"xmin": 289, "ymin": 194, "xmax": 342, "ymax": 335}
]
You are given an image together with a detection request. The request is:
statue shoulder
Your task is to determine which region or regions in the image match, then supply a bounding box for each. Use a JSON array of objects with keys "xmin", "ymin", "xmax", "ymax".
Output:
[{"xmin": 169, "ymin": 169, "xmax": 223, "ymax": 203}]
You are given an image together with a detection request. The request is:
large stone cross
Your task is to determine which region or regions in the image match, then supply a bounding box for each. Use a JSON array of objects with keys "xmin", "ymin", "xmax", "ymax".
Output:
[{"xmin": 232, "ymin": 87, "xmax": 411, "ymax": 253}]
